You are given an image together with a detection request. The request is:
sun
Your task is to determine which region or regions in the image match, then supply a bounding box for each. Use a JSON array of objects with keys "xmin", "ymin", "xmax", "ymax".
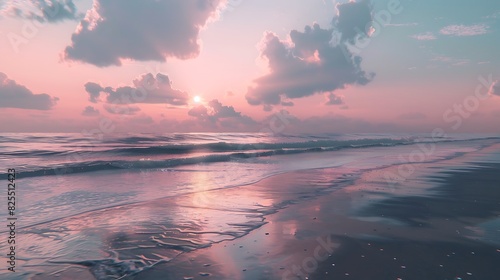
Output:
[{"xmin": 193, "ymin": 95, "xmax": 201, "ymax": 103}]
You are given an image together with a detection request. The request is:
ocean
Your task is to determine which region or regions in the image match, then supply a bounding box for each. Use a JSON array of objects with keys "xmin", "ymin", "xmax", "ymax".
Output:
[{"xmin": 1, "ymin": 133, "xmax": 500, "ymax": 279}]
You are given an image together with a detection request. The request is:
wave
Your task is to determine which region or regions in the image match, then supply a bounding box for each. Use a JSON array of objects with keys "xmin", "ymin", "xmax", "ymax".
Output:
[
  {"xmin": 6, "ymin": 136, "xmax": 500, "ymax": 179},
  {"xmin": 1, "ymin": 137, "xmax": 412, "ymax": 158},
  {"xmin": 102, "ymin": 136, "xmax": 500, "ymax": 156},
  {"xmin": 107, "ymin": 138, "xmax": 411, "ymax": 155},
  {"xmin": 2, "ymin": 150, "xmax": 69, "ymax": 156},
  {"xmin": 5, "ymin": 139, "xmax": 414, "ymax": 178}
]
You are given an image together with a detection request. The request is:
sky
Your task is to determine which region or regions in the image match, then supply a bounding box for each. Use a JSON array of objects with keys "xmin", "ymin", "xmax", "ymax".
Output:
[{"xmin": 0, "ymin": 0, "xmax": 499, "ymax": 133}]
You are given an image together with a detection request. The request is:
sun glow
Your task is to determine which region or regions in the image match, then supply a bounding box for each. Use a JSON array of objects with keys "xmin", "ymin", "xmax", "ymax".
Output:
[{"xmin": 193, "ymin": 95, "xmax": 201, "ymax": 103}]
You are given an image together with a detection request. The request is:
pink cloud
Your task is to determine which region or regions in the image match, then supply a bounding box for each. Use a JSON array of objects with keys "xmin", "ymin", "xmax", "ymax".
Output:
[
  {"xmin": 85, "ymin": 73, "xmax": 189, "ymax": 106},
  {"xmin": 188, "ymin": 99, "xmax": 256, "ymax": 129},
  {"xmin": 410, "ymin": 32, "xmax": 436, "ymax": 41},
  {"xmin": 440, "ymin": 24, "xmax": 489, "ymax": 36}
]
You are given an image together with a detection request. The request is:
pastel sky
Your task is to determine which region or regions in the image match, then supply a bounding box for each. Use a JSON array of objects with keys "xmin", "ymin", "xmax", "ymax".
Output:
[{"xmin": 1, "ymin": 0, "xmax": 499, "ymax": 133}]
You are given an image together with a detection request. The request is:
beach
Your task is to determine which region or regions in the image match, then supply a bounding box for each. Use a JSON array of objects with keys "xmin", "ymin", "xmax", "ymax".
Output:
[
  {"xmin": 1, "ymin": 134, "xmax": 500, "ymax": 279},
  {"xmin": 137, "ymin": 144, "xmax": 500, "ymax": 280}
]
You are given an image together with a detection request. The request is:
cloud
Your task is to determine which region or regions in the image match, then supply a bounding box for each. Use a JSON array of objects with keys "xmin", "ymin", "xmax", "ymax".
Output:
[
  {"xmin": 1, "ymin": 0, "xmax": 80, "ymax": 22},
  {"xmin": 84, "ymin": 73, "xmax": 189, "ymax": 106},
  {"xmin": 245, "ymin": 0, "xmax": 373, "ymax": 110},
  {"xmin": 81, "ymin": 105, "xmax": 99, "ymax": 116},
  {"xmin": 263, "ymin": 104, "xmax": 273, "ymax": 112},
  {"xmin": 431, "ymin": 55, "xmax": 469, "ymax": 66},
  {"xmin": 484, "ymin": 11, "xmax": 500, "ymax": 19},
  {"xmin": 104, "ymin": 104, "xmax": 141, "ymax": 115},
  {"xmin": 489, "ymin": 80, "xmax": 500, "ymax": 96},
  {"xmin": 0, "ymin": 72, "xmax": 58, "ymax": 110},
  {"xmin": 440, "ymin": 24, "xmax": 489, "ymax": 36},
  {"xmin": 188, "ymin": 99, "xmax": 256, "ymax": 129},
  {"xmin": 325, "ymin": 92, "xmax": 344, "ymax": 105},
  {"xmin": 63, "ymin": 0, "xmax": 223, "ymax": 67},
  {"xmin": 334, "ymin": 0, "xmax": 373, "ymax": 43},
  {"xmin": 84, "ymin": 82, "xmax": 102, "ymax": 103},
  {"xmin": 410, "ymin": 32, "xmax": 436, "ymax": 41}
]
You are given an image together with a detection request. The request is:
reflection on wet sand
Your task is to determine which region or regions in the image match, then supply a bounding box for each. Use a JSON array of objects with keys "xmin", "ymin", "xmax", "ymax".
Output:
[{"xmin": 139, "ymin": 145, "xmax": 500, "ymax": 280}]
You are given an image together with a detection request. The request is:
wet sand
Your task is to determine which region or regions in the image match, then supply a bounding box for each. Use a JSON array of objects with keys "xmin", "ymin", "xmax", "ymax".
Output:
[
  {"xmin": 310, "ymin": 161, "xmax": 500, "ymax": 280},
  {"xmin": 138, "ymin": 145, "xmax": 500, "ymax": 280}
]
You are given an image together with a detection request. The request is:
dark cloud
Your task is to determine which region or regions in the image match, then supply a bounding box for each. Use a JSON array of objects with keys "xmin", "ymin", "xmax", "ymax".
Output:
[
  {"xmin": 188, "ymin": 99, "xmax": 256, "ymax": 129},
  {"xmin": 1, "ymin": 0, "xmax": 80, "ymax": 22},
  {"xmin": 63, "ymin": 0, "xmax": 223, "ymax": 67},
  {"xmin": 245, "ymin": 0, "xmax": 374, "ymax": 110},
  {"xmin": 334, "ymin": 0, "xmax": 373, "ymax": 43},
  {"xmin": 84, "ymin": 82, "xmax": 102, "ymax": 103},
  {"xmin": 0, "ymin": 72, "xmax": 58, "ymax": 110},
  {"xmin": 81, "ymin": 105, "xmax": 99, "ymax": 116},
  {"xmin": 84, "ymin": 73, "xmax": 189, "ymax": 106},
  {"xmin": 325, "ymin": 92, "xmax": 344, "ymax": 105}
]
